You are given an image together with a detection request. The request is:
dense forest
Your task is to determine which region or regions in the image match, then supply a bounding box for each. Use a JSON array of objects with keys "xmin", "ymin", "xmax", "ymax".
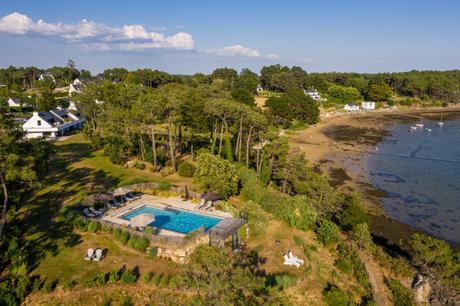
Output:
[{"xmin": 1, "ymin": 63, "xmax": 459, "ymax": 305}]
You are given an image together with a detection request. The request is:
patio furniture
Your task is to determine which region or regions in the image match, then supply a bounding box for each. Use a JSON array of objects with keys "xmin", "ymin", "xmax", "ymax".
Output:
[
  {"xmin": 89, "ymin": 207, "xmax": 103, "ymax": 215},
  {"xmin": 283, "ymin": 254, "xmax": 300, "ymax": 268},
  {"xmin": 127, "ymin": 192, "xmax": 140, "ymax": 200},
  {"xmin": 288, "ymin": 251, "xmax": 304, "ymax": 265},
  {"xmin": 84, "ymin": 248, "xmax": 95, "ymax": 261},
  {"xmin": 83, "ymin": 208, "xmax": 96, "ymax": 218},
  {"xmin": 93, "ymin": 248, "xmax": 103, "ymax": 261},
  {"xmin": 195, "ymin": 198, "xmax": 206, "ymax": 209}
]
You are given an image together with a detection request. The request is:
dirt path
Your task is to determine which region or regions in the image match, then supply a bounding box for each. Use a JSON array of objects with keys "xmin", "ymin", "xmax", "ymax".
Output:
[{"xmin": 357, "ymin": 249, "xmax": 392, "ymax": 306}]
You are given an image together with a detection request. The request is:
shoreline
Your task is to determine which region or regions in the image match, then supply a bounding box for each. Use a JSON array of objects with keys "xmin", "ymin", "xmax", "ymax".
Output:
[{"xmin": 288, "ymin": 108, "xmax": 460, "ymax": 247}]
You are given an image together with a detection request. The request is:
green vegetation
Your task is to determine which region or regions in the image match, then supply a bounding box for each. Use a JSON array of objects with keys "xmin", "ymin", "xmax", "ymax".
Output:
[
  {"xmin": 316, "ymin": 220, "xmax": 341, "ymax": 246},
  {"xmin": 384, "ymin": 277, "xmax": 415, "ymax": 306},
  {"xmin": 177, "ymin": 161, "xmax": 196, "ymax": 177}
]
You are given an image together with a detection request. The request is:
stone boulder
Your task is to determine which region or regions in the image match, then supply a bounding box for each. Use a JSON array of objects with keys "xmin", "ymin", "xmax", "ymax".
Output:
[{"xmin": 413, "ymin": 281, "xmax": 431, "ymax": 305}]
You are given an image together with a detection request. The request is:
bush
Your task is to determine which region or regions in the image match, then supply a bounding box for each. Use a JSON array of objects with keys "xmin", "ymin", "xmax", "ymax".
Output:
[
  {"xmin": 42, "ymin": 279, "xmax": 57, "ymax": 293},
  {"xmin": 351, "ymin": 223, "xmax": 372, "ymax": 250},
  {"xmin": 120, "ymin": 269, "xmax": 137, "ymax": 284},
  {"xmin": 153, "ymin": 273, "xmax": 163, "ymax": 286},
  {"xmin": 160, "ymin": 274, "xmax": 171, "ymax": 287},
  {"xmin": 335, "ymin": 258, "xmax": 352, "ymax": 274},
  {"xmin": 158, "ymin": 181, "xmax": 172, "ymax": 191},
  {"xmin": 63, "ymin": 280, "xmax": 77, "ymax": 290},
  {"xmin": 336, "ymin": 243, "xmax": 370, "ymax": 289},
  {"xmin": 144, "ymin": 227, "xmax": 155, "ymax": 235},
  {"xmin": 32, "ymin": 278, "xmax": 42, "ymax": 292},
  {"xmin": 119, "ymin": 230, "xmax": 130, "ymax": 245},
  {"xmin": 178, "ymin": 161, "xmax": 196, "ymax": 177},
  {"xmin": 143, "ymin": 272, "xmax": 153, "ymax": 284},
  {"xmin": 275, "ymin": 273, "xmax": 298, "ymax": 289},
  {"xmin": 120, "ymin": 295, "xmax": 133, "ymax": 306},
  {"xmin": 113, "ymin": 228, "xmax": 122, "ymax": 240},
  {"xmin": 134, "ymin": 237, "xmax": 149, "ymax": 252},
  {"xmin": 133, "ymin": 161, "xmax": 146, "ymax": 170},
  {"xmin": 281, "ymin": 195, "xmax": 318, "ymax": 231},
  {"xmin": 240, "ymin": 201, "xmax": 268, "ymax": 236},
  {"xmin": 108, "ymin": 268, "xmax": 120, "ymax": 283},
  {"xmin": 14, "ymin": 276, "xmax": 31, "ymax": 301},
  {"xmin": 87, "ymin": 220, "xmax": 101, "ymax": 233},
  {"xmin": 316, "ymin": 220, "xmax": 341, "ymax": 245},
  {"xmin": 293, "ymin": 235, "xmax": 304, "ymax": 247},
  {"xmin": 337, "ymin": 194, "xmax": 367, "ymax": 232},
  {"xmin": 323, "ymin": 283, "xmax": 353, "ymax": 306},
  {"xmin": 384, "ymin": 277, "xmax": 415, "ymax": 306},
  {"xmin": 127, "ymin": 235, "xmax": 139, "ymax": 249},
  {"xmin": 94, "ymin": 273, "xmax": 107, "ymax": 286},
  {"xmin": 148, "ymin": 247, "xmax": 158, "ymax": 257}
]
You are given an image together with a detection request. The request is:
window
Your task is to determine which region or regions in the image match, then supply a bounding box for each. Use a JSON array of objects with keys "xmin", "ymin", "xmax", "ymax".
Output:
[{"xmin": 37, "ymin": 120, "xmax": 41, "ymax": 126}]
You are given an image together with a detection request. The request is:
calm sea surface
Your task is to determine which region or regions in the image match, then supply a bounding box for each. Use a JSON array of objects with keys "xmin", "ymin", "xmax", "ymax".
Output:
[{"xmin": 367, "ymin": 116, "xmax": 460, "ymax": 244}]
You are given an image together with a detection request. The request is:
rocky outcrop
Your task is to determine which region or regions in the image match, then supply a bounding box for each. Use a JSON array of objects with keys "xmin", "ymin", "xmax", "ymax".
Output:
[
  {"xmin": 155, "ymin": 234, "xmax": 210, "ymax": 264},
  {"xmin": 413, "ymin": 281, "xmax": 431, "ymax": 304}
]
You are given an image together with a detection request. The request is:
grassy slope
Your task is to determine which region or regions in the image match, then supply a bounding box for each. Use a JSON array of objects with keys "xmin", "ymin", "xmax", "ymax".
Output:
[{"xmin": 22, "ymin": 133, "xmax": 367, "ymax": 305}]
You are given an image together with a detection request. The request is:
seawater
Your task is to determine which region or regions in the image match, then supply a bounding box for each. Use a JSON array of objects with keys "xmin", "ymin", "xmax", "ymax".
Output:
[{"xmin": 367, "ymin": 117, "xmax": 460, "ymax": 244}]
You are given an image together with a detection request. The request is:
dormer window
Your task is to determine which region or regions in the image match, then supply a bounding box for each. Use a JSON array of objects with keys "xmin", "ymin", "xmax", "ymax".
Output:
[{"xmin": 37, "ymin": 120, "xmax": 41, "ymax": 126}]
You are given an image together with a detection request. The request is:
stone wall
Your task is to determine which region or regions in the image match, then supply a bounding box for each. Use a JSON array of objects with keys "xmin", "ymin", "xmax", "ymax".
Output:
[{"xmin": 155, "ymin": 234, "xmax": 210, "ymax": 264}]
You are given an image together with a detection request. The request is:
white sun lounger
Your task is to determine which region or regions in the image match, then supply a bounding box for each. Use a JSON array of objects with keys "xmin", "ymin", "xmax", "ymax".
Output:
[
  {"xmin": 92, "ymin": 248, "xmax": 103, "ymax": 262},
  {"xmin": 288, "ymin": 251, "xmax": 304, "ymax": 265},
  {"xmin": 83, "ymin": 208, "xmax": 96, "ymax": 218},
  {"xmin": 89, "ymin": 207, "xmax": 103, "ymax": 215},
  {"xmin": 195, "ymin": 199, "xmax": 206, "ymax": 209},
  {"xmin": 283, "ymin": 254, "xmax": 300, "ymax": 268},
  {"xmin": 84, "ymin": 248, "xmax": 95, "ymax": 261}
]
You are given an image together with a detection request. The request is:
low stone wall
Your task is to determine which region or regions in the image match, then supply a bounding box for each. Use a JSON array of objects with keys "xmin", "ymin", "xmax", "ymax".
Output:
[{"xmin": 156, "ymin": 234, "xmax": 210, "ymax": 264}]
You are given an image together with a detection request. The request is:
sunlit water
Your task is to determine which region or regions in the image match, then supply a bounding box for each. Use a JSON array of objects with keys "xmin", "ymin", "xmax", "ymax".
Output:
[{"xmin": 367, "ymin": 117, "xmax": 460, "ymax": 244}]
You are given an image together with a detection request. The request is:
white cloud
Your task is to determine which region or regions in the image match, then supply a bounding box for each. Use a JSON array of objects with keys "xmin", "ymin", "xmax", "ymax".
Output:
[
  {"xmin": 0, "ymin": 12, "xmax": 194, "ymax": 50},
  {"xmin": 266, "ymin": 53, "xmax": 280, "ymax": 59},
  {"xmin": 206, "ymin": 45, "xmax": 261, "ymax": 57}
]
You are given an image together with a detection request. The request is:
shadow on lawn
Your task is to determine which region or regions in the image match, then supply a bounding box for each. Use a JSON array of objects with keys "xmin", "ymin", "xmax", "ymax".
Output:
[{"xmin": 20, "ymin": 141, "xmax": 122, "ymax": 271}]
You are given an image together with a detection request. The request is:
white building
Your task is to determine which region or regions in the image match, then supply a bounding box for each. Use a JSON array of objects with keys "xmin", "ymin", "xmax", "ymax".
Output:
[
  {"xmin": 344, "ymin": 103, "xmax": 360, "ymax": 112},
  {"xmin": 361, "ymin": 101, "xmax": 376, "ymax": 110},
  {"xmin": 304, "ymin": 89, "xmax": 324, "ymax": 102},
  {"xmin": 67, "ymin": 100, "xmax": 79, "ymax": 111},
  {"xmin": 7, "ymin": 98, "xmax": 22, "ymax": 107},
  {"xmin": 22, "ymin": 109, "xmax": 85, "ymax": 139},
  {"xmin": 256, "ymin": 84, "xmax": 264, "ymax": 94},
  {"xmin": 69, "ymin": 83, "xmax": 85, "ymax": 97}
]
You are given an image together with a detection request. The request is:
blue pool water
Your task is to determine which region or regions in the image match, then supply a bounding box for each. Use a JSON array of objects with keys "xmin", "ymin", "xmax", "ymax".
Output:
[{"xmin": 122, "ymin": 206, "xmax": 222, "ymax": 234}]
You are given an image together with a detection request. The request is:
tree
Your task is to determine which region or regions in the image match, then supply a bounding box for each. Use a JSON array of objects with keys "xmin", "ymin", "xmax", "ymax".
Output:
[
  {"xmin": 337, "ymin": 194, "xmax": 368, "ymax": 232},
  {"xmin": 367, "ymin": 83, "xmax": 394, "ymax": 101},
  {"xmin": 351, "ymin": 223, "xmax": 372, "ymax": 250},
  {"xmin": 231, "ymin": 87, "xmax": 255, "ymax": 106},
  {"xmin": 327, "ymin": 85, "xmax": 362, "ymax": 104},
  {"xmin": 266, "ymin": 89, "xmax": 319, "ymax": 126},
  {"xmin": 194, "ymin": 153, "xmax": 239, "ymax": 198},
  {"xmin": 0, "ymin": 114, "xmax": 37, "ymax": 236}
]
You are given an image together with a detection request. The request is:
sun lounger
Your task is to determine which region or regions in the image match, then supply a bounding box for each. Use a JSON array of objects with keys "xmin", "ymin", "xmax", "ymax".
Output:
[
  {"xmin": 83, "ymin": 208, "xmax": 97, "ymax": 218},
  {"xmin": 288, "ymin": 251, "xmax": 304, "ymax": 265},
  {"xmin": 203, "ymin": 201, "xmax": 214, "ymax": 211},
  {"xmin": 195, "ymin": 199, "xmax": 206, "ymax": 209},
  {"xmin": 89, "ymin": 207, "xmax": 103, "ymax": 215},
  {"xmin": 92, "ymin": 248, "xmax": 103, "ymax": 262},
  {"xmin": 127, "ymin": 192, "xmax": 140, "ymax": 200},
  {"xmin": 84, "ymin": 248, "xmax": 95, "ymax": 261},
  {"xmin": 283, "ymin": 254, "xmax": 300, "ymax": 268}
]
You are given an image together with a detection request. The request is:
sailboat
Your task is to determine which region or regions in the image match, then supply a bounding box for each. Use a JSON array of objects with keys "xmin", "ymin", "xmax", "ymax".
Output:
[{"xmin": 437, "ymin": 113, "xmax": 444, "ymax": 127}]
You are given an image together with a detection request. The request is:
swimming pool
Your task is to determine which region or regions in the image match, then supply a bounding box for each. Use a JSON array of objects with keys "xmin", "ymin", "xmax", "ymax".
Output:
[{"xmin": 121, "ymin": 205, "xmax": 222, "ymax": 234}]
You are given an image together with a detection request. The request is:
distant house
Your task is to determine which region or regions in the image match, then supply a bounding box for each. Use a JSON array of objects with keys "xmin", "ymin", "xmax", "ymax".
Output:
[
  {"xmin": 69, "ymin": 83, "xmax": 85, "ymax": 97},
  {"xmin": 361, "ymin": 101, "xmax": 376, "ymax": 111},
  {"xmin": 256, "ymin": 84, "xmax": 264, "ymax": 94},
  {"xmin": 39, "ymin": 72, "xmax": 56, "ymax": 83},
  {"xmin": 22, "ymin": 108, "xmax": 85, "ymax": 139},
  {"xmin": 67, "ymin": 100, "xmax": 79, "ymax": 111},
  {"xmin": 304, "ymin": 89, "xmax": 324, "ymax": 102},
  {"xmin": 344, "ymin": 103, "xmax": 360, "ymax": 112},
  {"xmin": 8, "ymin": 98, "xmax": 22, "ymax": 108}
]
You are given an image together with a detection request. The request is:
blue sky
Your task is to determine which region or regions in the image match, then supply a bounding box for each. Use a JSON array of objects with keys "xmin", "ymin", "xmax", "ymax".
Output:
[{"xmin": 0, "ymin": 0, "xmax": 459, "ymax": 74}]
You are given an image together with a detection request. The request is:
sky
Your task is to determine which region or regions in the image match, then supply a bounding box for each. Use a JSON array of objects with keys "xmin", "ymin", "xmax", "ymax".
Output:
[{"xmin": 0, "ymin": 0, "xmax": 459, "ymax": 74}]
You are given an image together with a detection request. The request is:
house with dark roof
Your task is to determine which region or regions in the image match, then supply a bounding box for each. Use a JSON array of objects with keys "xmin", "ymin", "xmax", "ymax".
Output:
[{"xmin": 22, "ymin": 108, "xmax": 85, "ymax": 139}]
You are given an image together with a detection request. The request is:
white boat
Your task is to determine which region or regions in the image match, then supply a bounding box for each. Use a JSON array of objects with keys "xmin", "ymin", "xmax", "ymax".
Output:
[
  {"xmin": 437, "ymin": 113, "xmax": 444, "ymax": 127},
  {"xmin": 409, "ymin": 126, "xmax": 418, "ymax": 132},
  {"xmin": 425, "ymin": 128, "xmax": 432, "ymax": 133}
]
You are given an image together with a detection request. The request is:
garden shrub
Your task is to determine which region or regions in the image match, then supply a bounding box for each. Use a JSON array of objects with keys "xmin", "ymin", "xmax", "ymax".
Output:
[
  {"xmin": 120, "ymin": 269, "xmax": 137, "ymax": 284},
  {"xmin": 14, "ymin": 276, "xmax": 31, "ymax": 301},
  {"xmin": 240, "ymin": 201, "xmax": 268, "ymax": 236},
  {"xmin": 323, "ymin": 283, "xmax": 353, "ymax": 306},
  {"xmin": 135, "ymin": 237, "xmax": 149, "ymax": 252},
  {"xmin": 144, "ymin": 227, "xmax": 155, "ymax": 235},
  {"xmin": 63, "ymin": 280, "xmax": 77, "ymax": 290},
  {"xmin": 154, "ymin": 273, "xmax": 163, "ymax": 286},
  {"xmin": 281, "ymin": 195, "xmax": 317, "ymax": 231},
  {"xmin": 275, "ymin": 273, "xmax": 299, "ymax": 289},
  {"xmin": 177, "ymin": 161, "xmax": 196, "ymax": 177},
  {"xmin": 108, "ymin": 268, "xmax": 120, "ymax": 283},
  {"xmin": 113, "ymin": 228, "xmax": 122, "ymax": 240},
  {"xmin": 143, "ymin": 272, "xmax": 153, "ymax": 284},
  {"xmin": 335, "ymin": 258, "xmax": 352, "ymax": 275},
  {"xmin": 148, "ymin": 247, "xmax": 158, "ymax": 257},
  {"xmin": 161, "ymin": 274, "xmax": 170, "ymax": 287},
  {"xmin": 119, "ymin": 230, "xmax": 130, "ymax": 245},
  {"xmin": 351, "ymin": 223, "xmax": 372, "ymax": 250},
  {"xmin": 239, "ymin": 168, "xmax": 266, "ymax": 203},
  {"xmin": 384, "ymin": 277, "xmax": 415, "ymax": 306},
  {"xmin": 158, "ymin": 181, "xmax": 172, "ymax": 191},
  {"xmin": 169, "ymin": 276, "xmax": 177, "ymax": 288},
  {"xmin": 336, "ymin": 243, "xmax": 370, "ymax": 289},
  {"xmin": 42, "ymin": 279, "xmax": 57, "ymax": 293},
  {"xmin": 133, "ymin": 161, "xmax": 146, "ymax": 170},
  {"xmin": 94, "ymin": 273, "xmax": 107, "ymax": 286},
  {"xmin": 119, "ymin": 295, "xmax": 133, "ymax": 306},
  {"xmin": 337, "ymin": 194, "xmax": 367, "ymax": 232},
  {"xmin": 87, "ymin": 220, "xmax": 101, "ymax": 233},
  {"xmin": 316, "ymin": 220, "xmax": 341, "ymax": 245},
  {"xmin": 31, "ymin": 278, "xmax": 42, "ymax": 291},
  {"xmin": 127, "ymin": 235, "xmax": 139, "ymax": 249}
]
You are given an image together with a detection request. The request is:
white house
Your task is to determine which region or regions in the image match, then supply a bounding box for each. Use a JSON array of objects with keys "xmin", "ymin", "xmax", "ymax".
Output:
[
  {"xmin": 256, "ymin": 84, "xmax": 264, "ymax": 94},
  {"xmin": 344, "ymin": 103, "xmax": 360, "ymax": 112},
  {"xmin": 304, "ymin": 89, "xmax": 324, "ymax": 102},
  {"xmin": 22, "ymin": 109, "xmax": 85, "ymax": 139},
  {"xmin": 68, "ymin": 83, "xmax": 85, "ymax": 97},
  {"xmin": 7, "ymin": 98, "xmax": 22, "ymax": 107},
  {"xmin": 67, "ymin": 100, "xmax": 79, "ymax": 111},
  {"xmin": 361, "ymin": 101, "xmax": 376, "ymax": 111}
]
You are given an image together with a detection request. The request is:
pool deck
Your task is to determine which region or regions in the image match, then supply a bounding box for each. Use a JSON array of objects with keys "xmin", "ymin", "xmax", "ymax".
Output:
[{"xmin": 100, "ymin": 195, "xmax": 234, "ymax": 238}]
